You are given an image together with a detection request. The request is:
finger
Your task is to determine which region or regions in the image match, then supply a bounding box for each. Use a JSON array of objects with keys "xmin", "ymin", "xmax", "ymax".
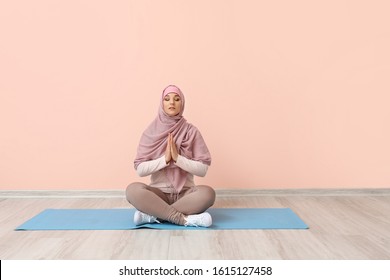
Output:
[
  {"xmin": 171, "ymin": 140, "xmax": 178, "ymax": 161},
  {"xmin": 165, "ymin": 135, "xmax": 171, "ymax": 163},
  {"xmin": 171, "ymin": 143, "xmax": 175, "ymax": 154},
  {"xmin": 170, "ymin": 135, "xmax": 175, "ymax": 150}
]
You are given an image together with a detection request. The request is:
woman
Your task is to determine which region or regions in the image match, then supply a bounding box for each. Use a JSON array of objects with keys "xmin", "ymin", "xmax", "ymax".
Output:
[{"xmin": 126, "ymin": 85, "xmax": 215, "ymax": 227}]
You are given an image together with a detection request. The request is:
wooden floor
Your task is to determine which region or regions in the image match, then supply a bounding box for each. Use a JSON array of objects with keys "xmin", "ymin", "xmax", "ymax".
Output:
[{"xmin": 0, "ymin": 189, "xmax": 389, "ymax": 260}]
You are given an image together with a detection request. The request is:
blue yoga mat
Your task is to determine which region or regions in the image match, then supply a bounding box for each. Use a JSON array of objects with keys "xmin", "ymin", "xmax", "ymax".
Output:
[{"xmin": 15, "ymin": 208, "xmax": 309, "ymax": 230}]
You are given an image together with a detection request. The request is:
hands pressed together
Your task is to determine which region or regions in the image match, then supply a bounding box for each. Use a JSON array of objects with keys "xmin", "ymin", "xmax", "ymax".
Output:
[{"xmin": 165, "ymin": 133, "xmax": 179, "ymax": 164}]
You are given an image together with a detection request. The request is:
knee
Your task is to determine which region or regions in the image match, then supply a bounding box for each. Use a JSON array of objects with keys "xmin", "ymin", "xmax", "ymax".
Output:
[
  {"xmin": 198, "ymin": 185, "xmax": 216, "ymax": 206},
  {"xmin": 125, "ymin": 182, "xmax": 145, "ymax": 203}
]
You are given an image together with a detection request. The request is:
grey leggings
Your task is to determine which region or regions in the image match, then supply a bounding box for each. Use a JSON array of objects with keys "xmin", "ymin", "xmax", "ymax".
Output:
[{"xmin": 126, "ymin": 182, "xmax": 216, "ymax": 225}]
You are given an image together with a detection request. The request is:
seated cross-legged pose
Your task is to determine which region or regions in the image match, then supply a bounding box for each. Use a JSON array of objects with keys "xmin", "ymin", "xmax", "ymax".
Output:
[{"xmin": 126, "ymin": 85, "xmax": 215, "ymax": 227}]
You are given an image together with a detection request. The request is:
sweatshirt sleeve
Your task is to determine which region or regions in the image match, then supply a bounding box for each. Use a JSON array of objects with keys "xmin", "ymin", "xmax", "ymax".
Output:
[
  {"xmin": 136, "ymin": 155, "xmax": 168, "ymax": 177},
  {"xmin": 174, "ymin": 155, "xmax": 209, "ymax": 177}
]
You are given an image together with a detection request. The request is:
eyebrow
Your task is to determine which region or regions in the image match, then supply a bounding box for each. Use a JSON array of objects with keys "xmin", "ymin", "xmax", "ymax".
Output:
[{"xmin": 164, "ymin": 95, "xmax": 180, "ymax": 99}]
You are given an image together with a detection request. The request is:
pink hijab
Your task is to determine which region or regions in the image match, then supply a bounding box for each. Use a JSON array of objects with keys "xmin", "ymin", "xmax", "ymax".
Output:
[{"xmin": 134, "ymin": 85, "xmax": 211, "ymax": 193}]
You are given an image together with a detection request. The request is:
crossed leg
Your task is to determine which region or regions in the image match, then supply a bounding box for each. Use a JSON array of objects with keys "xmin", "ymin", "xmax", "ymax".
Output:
[{"xmin": 125, "ymin": 182, "xmax": 215, "ymax": 225}]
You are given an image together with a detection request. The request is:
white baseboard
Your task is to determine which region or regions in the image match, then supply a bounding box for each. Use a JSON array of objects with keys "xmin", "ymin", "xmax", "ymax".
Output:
[{"xmin": 0, "ymin": 188, "xmax": 389, "ymax": 198}]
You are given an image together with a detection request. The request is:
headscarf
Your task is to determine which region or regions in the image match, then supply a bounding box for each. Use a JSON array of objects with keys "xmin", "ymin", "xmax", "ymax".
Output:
[{"xmin": 134, "ymin": 85, "xmax": 211, "ymax": 193}]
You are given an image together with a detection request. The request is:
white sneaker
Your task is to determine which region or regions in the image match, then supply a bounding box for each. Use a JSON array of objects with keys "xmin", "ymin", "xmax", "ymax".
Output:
[
  {"xmin": 133, "ymin": 210, "xmax": 160, "ymax": 225},
  {"xmin": 184, "ymin": 212, "xmax": 212, "ymax": 227}
]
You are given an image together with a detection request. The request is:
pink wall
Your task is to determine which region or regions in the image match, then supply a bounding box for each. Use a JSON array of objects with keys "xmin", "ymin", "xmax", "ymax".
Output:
[{"xmin": 1, "ymin": 0, "xmax": 389, "ymax": 190}]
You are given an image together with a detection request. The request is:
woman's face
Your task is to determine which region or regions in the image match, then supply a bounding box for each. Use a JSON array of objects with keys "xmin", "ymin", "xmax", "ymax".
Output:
[{"xmin": 163, "ymin": 93, "xmax": 182, "ymax": 116}]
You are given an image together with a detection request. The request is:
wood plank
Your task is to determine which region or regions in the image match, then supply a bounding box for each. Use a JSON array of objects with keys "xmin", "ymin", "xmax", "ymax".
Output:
[{"xmin": 0, "ymin": 192, "xmax": 389, "ymax": 259}]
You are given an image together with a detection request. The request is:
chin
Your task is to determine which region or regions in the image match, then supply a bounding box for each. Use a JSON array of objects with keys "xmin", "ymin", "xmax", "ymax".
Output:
[{"xmin": 166, "ymin": 111, "xmax": 180, "ymax": 117}]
